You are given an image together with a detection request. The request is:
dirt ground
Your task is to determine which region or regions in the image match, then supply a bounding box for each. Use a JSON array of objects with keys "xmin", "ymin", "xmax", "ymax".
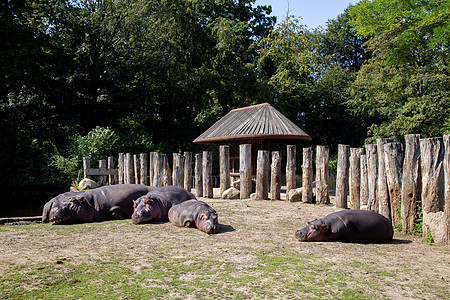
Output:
[{"xmin": 1, "ymin": 189, "xmax": 449, "ymax": 298}]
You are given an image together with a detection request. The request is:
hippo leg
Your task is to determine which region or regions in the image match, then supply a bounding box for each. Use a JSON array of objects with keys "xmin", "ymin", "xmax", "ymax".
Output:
[{"xmin": 109, "ymin": 206, "xmax": 130, "ymax": 220}]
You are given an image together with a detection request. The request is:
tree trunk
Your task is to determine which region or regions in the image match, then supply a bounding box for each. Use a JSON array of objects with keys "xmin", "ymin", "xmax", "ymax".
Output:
[
  {"xmin": 365, "ymin": 144, "xmax": 378, "ymax": 212},
  {"xmin": 336, "ymin": 144, "xmax": 350, "ymax": 208},
  {"xmin": 219, "ymin": 145, "xmax": 230, "ymax": 197},
  {"xmin": 315, "ymin": 145, "xmax": 329, "ymax": 205},
  {"xmin": 286, "ymin": 145, "xmax": 296, "ymax": 201},
  {"xmin": 203, "ymin": 151, "xmax": 213, "ymax": 198},
  {"xmin": 195, "ymin": 153, "xmax": 203, "ymax": 197},
  {"xmin": 302, "ymin": 148, "xmax": 313, "ymax": 203},
  {"xmin": 255, "ymin": 150, "xmax": 270, "ymax": 200},
  {"xmin": 184, "ymin": 152, "xmax": 193, "ymax": 192},
  {"xmin": 360, "ymin": 153, "xmax": 369, "ymax": 206},
  {"xmin": 125, "ymin": 153, "xmax": 133, "ymax": 184},
  {"xmin": 118, "ymin": 153, "xmax": 124, "ymax": 184},
  {"xmin": 153, "ymin": 152, "xmax": 162, "ymax": 187},
  {"xmin": 140, "ymin": 153, "xmax": 147, "ymax": 185},
  {"xmin": 443, "ymin": 134, "xmax": 450, "ymax": 244},
  {"xmin": 133, "ymin": 154, "xmax": 139, "ymax": 185},
  {"xmin": 377, "ymin": 138, "xmax": 391, "ymax": 220},
  {"xmin": 240, "ymin": 144, "xmax": 252, "ymax": 199},
  {"xmin": 349, "ymin": 148, "xmax": 362, "ymax": 209},
  {"xmin": 270, "ymin": 151, "xmax": 281, "ymax": 200},
  {"xmin": 384, "ymin": 142, "xmax": 404, "ymax": 226}
]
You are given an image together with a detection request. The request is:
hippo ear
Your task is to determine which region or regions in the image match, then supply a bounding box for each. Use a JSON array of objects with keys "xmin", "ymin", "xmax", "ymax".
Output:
[
  {"xmin": 319, "ymin": 223, "xmax": 329, "ymax": 231},
  {"xmin": 201, "ymin": 212, "xmax": 209, "ymax": 220}
]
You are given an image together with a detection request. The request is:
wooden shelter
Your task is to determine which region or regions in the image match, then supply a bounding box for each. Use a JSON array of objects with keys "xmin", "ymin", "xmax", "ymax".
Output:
[{"xmin": 193, "ymin": 103, "xmax": 312, "ymax": 177}]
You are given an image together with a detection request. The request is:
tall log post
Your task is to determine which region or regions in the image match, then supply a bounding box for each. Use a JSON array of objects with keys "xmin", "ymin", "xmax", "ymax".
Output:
[
  {"xmin": 377, "ymin": 138, "xmax": 392, "ymax": 220},
  {"xmin": 83, "ymin": 157, "xmax": 91, "ymax": 179},
  {"xmin": 349, "ymin": 148, "xmax": 362, "ymax": 209},
  {"xmin": 125, "ymin": 153, "xmax": 133, "ymax": 184},
  {"xmin": 162, "ymin": 154, "xmax": 171, "ymax": 186},
  {"xmin": 133, "ymin": 154, "xmax": 140, "ymax": 184},
  {"xmin": 99, "ymin": 159, "xmax": 107, "ymax": 186},
  {"xmin": 401, "ymin": 134, "xmax": 422, "ymax": 234},
  {"xmin": 360, "ymin": 153, "xmax": 369, "ymax": 206},
  {"xmin": 108, "ymin": 157, "xmax": 116, "ymax": 185},
  {"xmin": 140, "ymin": 153, "xmax": 147, "ymax": 185},
  {"xmin": 315, "ymin": 145, "xmax": 330, "ymax": 205},
  {"xmin": 420, "ymin": 137, "xmax": 445, "ymax": 241},
  {"xmin": 286, "ymin": 145, "xmax": 296, "ymax": 201},
  {"xmin": 149, "ymin": 152, "xmax": 155, "ymax": 186},
  {"xmin": 384, "ymin": 142, "xmax": 404, "ymax": 226},
  {"xmin": 271, "ymin": 151, "xmax": 282, "ymax": 200},
  {"xmin": 302, "ymin": 148, "xmax": 313, "ymax": 203},
  {"xmin": 195, "ymin": 153, "xmax": 203, "ymax": 197},
  {"xmin": 443, "ymin": 134, "xmax": 450, "ymax": 244},
  {"xmin": 240, "ymin": 144, "xmax": 252, "ymax": 199},
  {"xmin": 153, "ymin": 153, "xmax": 162, "ymax": 187},
  {"xmin": 184, "ymin": 152, "xmax": 193, "ymax": 192},
  {"xmin": 219, "ymin": 145, "xmax": 230, "ymax": 196},
  {"xmin": 203, "ymin": 151, "xmax": 213, "ymax": 198},
  {"xmin": 118, "ymin": 153, "xmax": 124, "ymax": 184},
  {"xmin": 255, "ymin": 150, "xmax": 270, "ymax": 200},
  {"xmin": 335, "ymin": 144, "xmax": 350, "ymax": 208},
  {"xmin": 365, "ymin": 144, "xmax": 378, "ymax": 212},
  {"xmin": 172, "ymin": 153, "xmax": 183, "ymax": 187}
]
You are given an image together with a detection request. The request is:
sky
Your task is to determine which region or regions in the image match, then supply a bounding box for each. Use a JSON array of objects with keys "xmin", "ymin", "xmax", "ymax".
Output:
[{"xmin": 254, "ymin": 0, "xmax": 357, "ymax": 29}]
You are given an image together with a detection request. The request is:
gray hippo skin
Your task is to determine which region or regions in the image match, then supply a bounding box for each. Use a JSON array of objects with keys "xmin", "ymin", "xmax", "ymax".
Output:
[
  {"xmin": 295, "ymin": 210, "xmax": 393, "ymax": 243},
  {"xmin": 168, "ymin": 199, "xmax": 219, "ymax": 234},
  {"xmin": 132, "ymin": 185, "xmax": 196, "ymax": 224},
  {"xmin": 42, "ymin": 184, "xmax": 155, "ymax": 224}
]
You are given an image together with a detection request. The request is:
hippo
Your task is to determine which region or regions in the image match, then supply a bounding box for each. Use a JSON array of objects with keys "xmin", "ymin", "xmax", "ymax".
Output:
[
  {"xmin": 168, "ymin": 200, "xmax": 219, "ymax": 234},
  {"xmin": 42, "ymin": 184, "xmax": 155, "ymax": 224},
  {"xmin": 295, "ymin": 210, "xmax": 393, "ymax": 243},
  {"xmin": 132, "ymin": 185, "xmax": 196, "ymax": 224}
]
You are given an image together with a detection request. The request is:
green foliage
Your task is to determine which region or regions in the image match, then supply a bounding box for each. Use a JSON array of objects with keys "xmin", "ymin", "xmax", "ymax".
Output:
[
  {"xmin": 47, "ymin": 153, "xmax": 79, "ymax": 186},
  {"xmin": 70, "ymin": 126, "xmax": 119, "ymax": 164}
]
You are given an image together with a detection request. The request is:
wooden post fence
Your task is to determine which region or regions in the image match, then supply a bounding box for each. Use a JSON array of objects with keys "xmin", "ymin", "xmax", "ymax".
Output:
[
  {"xmin": 219, "ymin": 145, "xmax": 230, "ymax": 196},
  {"xmin": 203, "ymin": 151, "xmax": 213, "ymax": 198},
  {"xmin": 365, "ymin": 144, "xmax": 378, "ymax": 212},
  {"xmin": 377, "ymin": 138, "xmax": 391, "ymax": 220},
  {"xmin": 316, "ymin": 145, "xmax": 329, "ymax": 205},
  {"xmin": 349, "ymin": 148, "xmax": 362, "ymax": 209},
  {"xmin": 384, "ymin": 142, "xmax": 403, "ymax": 225},
  {"xmin": 195, "ymin": 153, "xmax": 203, "ymax": 197},
  {"xmin": 270, "ymin": 151, "xmax": 281, "ymax": 200},
  {"xmin": 255, "ymin": 150, "xmax": 269, "ymax": 200},
  {"xmin": 286, "ymin": 145, "xmax": 296, "ymax": 201},
  {"xmin": 302, "ymin": 148, "xmax": 313, "ymax": 203},
  {"xmin": 444, "ymin": 134, "xmax": 450, "ymax": 244},
  {"xmin": 336, "ymin": 144, "xmax": 350, "ymax": 208},
  {"xmin": 184, "ymin": 152, "xmax": 193, "ymax": 192},
  {"xmin": 360, "ymin": 153, "xmax": 369, "ymax": 206},
  {"xmin": 239, "ymin": 144, "xmax": 252, "ymax": 199}
]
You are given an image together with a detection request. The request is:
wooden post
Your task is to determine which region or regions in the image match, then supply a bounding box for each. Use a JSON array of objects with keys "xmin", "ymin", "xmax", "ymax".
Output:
[
  {"xmin": 377, "ymin": 138, "xmax": 391, "ymax": 220},
  {"xmin": 420, "ymin": 137, "xmax": 445, "ymax": 240},
  {"xmin": 360, "ymin": 153, "xmax": 369, "ymax": 206},
  {"xmin": 118, "ymin": 153, "xmax": 124, "ymax": 184},
  {"xmin": 271, "ymin": 151, "xmax": 281, "ymax": 200},
  {"xmin": 384, "ymin": 142, "xmax": 404, "ymax": 226},
  {"xmin": 336, "ymin": 144, "xmax": 350, "ymax": 208},
  {"xmin": 108, "ymin": 157, "xmax": 115, "ymax": 185},
  {"xmin": 240, "ymin": 144, "xmax": 252, "ymax": 199},
  {"xmin": 152, "ymin": 152, "xmax": 162, "ymax": 187},
  {"xmin": 133, "ymin": 154, "xmax": 140, "ymax": 184},
  {"xmin": 99, "ymin": 159, "xmax": 107, "ymax": 186},
  {"xmin": 203, "ymin": 151, "xmax": 213, "ymax": 198},
  {"xmin": 443, "ymin": 134, "xmax": 450, "ymax": 244},
  {"xmin": 161, "ymin": 154, "xmax": 170, "ymax": 186},
  {"xmin": 125, "ymin": 153, "xmax": 133, "ymax": 184},
  {"xmin": 149, "ymin": 152, "xmax": 155, "ymax": 186},
  {"xmin": 401, "ymin": 134, "xmax": 422, "ymax": 234},
  {"xmin": 172, "ymin": 153, "xmax": 184, "ymax": 187},
  {"xmin": 365, "ymin": 144, "xmax": 378, "ymax": 212},
  {"xmin": 219, "ymin": 146, "xmax": 230, "ymax": 196},
  {"xmin": 302, "ymin": 148, "xmax": 313, "ymax": 203},
  {"xmin": 255, "ymin": 150, "xmax": 270, "ymax": 200},
  {"xmin": 349, "ymin": 148, "xmax": 362, "ymax": 209},
  {"xmin": 83, "ymin": 157, "xmax": 90, "ymax": 179},
  {"xmin": 140, "ymin": 153, "xmax": 147, "ymax": 185},
  {"xmin": 286, "ymin": 145, "xmax": 296, "ymax": 201},
  {"xmin": 195, "ymin": 153, "xmax": 203, "ymax": 197},
  {"xmin": 184, "ymin": 152, "xmax": 193, "ymax": 192},
  {"xmin": 316, "ymin": 145, "xmax": 330, "ymax": 205}
]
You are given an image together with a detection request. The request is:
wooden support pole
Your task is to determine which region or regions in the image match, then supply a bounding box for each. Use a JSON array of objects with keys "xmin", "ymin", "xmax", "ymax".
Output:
[
  {"xmin": 271, "ymin": 151, "xmax": 281, "ymax": 200},
  {"xmin": 286, "ymin": 145, "xmax": 296, "ymax": 201},
  {"xmin": 83, "ymin": 157, "xmax": 90, "ymax": 179},
  {"xmin": 99, "ymin": 159, "xmax": 107, "ymax": 186},
  {"xmin": 240, "ymin": 144, "xmax": 252, "ymax": 199},
  {"xmin": 349, "ymin": 148, "xmax": 362, "ymax": 209},
  {"xmin": 316, "ymin": 145, "xmax": 330, "ymax": 205},
  {"xmin": 149, "ymin": 152, "xmax": 155, "ymax": 186},
  {"xmin": 184, "ymin": 152, "xmax": 193, "ymax": 192},
  {"xmin": 172, "ymin": 153, "xmax": 184, "ymax": 187},
  {"xmin": 153, "ymin": 152, "xmax": 162, "ymax": 187},
  {"xmin": 302, "ymin": 148, "xmax": 313, "ymax": 203},
  {"xmin": 420, "ymin": 137, "xmax": 445, "ymax": 240},
  {"xmin": 443, "ymin": 134, "xmax": 450, "ymax": 244},
  {"xmin": 108, "ymin": 157, "xmax": 115, "ymax": 185},
  {"xmin": 255, "ymin": 150, "xmax": 270, "ymax": 200},
  {"xmin": 360, "ymin": 153, "xmax": 369, "ymax": 206},
  {"xmin": 140, "ymin": 153, "xmax": 147, "ymax": 185},
  {"xmin": 195, "ymin": 153, "xmax": 203, "ymax": 197},
  {"xmin": 118, "ymin": 153, "xmax": 124, "ymax": 184},
  {"xmin": 377, "ymin": 138, "xmax": 392, "ymax": 220},
  {"xmin": 336, "ymin": 144, "xmax": 350, "ymax": 208},
  {"xmin": 162, "ymin": 154, "xmax": 171, "ymax": 186},
  {"xmin": 203, "ymin": 151, "xmax": 213, "ymax": 198},
  {"xmin": 133, "ymin": 154, "xmax": 140, "ymax": 184},
  {"xmin": 384, "ymin": 142, "xmax": 404, "ymax": 226},
  {"xmin": 219, "ymin": 145, "xmax": 230, "ymax": 196},
  {"xmin": 125, "ymin": 153, "xmax": 133, "ymax": 184},
  {"xmin": 365, "ymin": 144, "xmax": 378, "ymax": 212}
]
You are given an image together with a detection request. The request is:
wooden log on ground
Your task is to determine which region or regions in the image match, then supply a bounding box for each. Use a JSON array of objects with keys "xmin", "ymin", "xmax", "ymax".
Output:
[
  {"xmin": 360, "ymin": 153, "xmax": 369, "ymax": 206},
  {"xmin": 302, "ymin": 148, "xmax": 313, "ymax": 203},
  {"xmin": 255, "ymin": 150, "xmax": 270, "ymax": 200},
  {"xmin": 140, "ymin": 153, "xmax": 147, "ymax": 185},
  {"xmin": 83, "ymin": 157, "xmax": 91, "ymax": 179},
  {"xmin": 377, "ymin": 138, "xmax": 392, "ymax": 220},
  {"xmin": 240, "ymin": 144, "xmax": 252, "ymax": 199},
  {"xmin": 203, "ymin": 151, "xmax": 213, "ymax": 198},
  {"xmin": 219, "ymin": 145, "xmax": 230, "ymax": 196},
  {"xmin": 384, "ymin": 142, "xmax": 404, "ymax": 226},
  {"xmin": 118, "ymin": 153, "xmax": 124, "ymax": 184},
  {"xmin": 271, "ymin": 151, "xmax": 281, "ymax": 200},
  {"xmin": 315, "ymin": 145, "xmax": 330, "ymax": 205},
  {"xmin": 443, "ymin": 134, "xmax": 450, "ymax": 244},
  {"xmin": 184, "ymin": 152, "xmax": 193, "ymax": 192},
  {"xmin": 401, "ymin": 134, "xmax": 422, "ymax": 234},
  {"xmin": 195, "ymin": 153, "xmax": 203, "ymax": 197},
  {"xmin": 133, "ymin": 154, "xmax": 140, "ymax": 184},
  {"xmin": 99, "ymin": 159, "xmax": 107, "ymax": 186},
  {"xmin": 335, "ymin": 144, "xmax": 350, "ymax": 208},
  {"xmin": 125, "ymin": 153, "xmax": 133, "ymax": 184},
  {"xmin": 349, "ymin": 148, "xmax": 362, "ymax": 209},
  {"xmin": 286, "ymin": 145, "xmax": 296, "ymax": 201},
  {"xmin": 420, "ymin": 137, "xmax": 445, "ymax": 241},
  {"xmin": 365, "ymin": 144, "xmax": 378, "ymax": 212}
]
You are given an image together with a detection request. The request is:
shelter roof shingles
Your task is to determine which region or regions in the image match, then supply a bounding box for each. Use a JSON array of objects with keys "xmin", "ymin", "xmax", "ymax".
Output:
[{"xmin": 193, "ymin": 103, "xmax": 312, "ymax": 144}]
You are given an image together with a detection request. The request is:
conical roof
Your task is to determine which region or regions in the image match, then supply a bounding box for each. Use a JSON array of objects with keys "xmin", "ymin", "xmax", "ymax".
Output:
[{"xmin": 193, "ymin": 103, "xmax": 312, "ymax": 144}]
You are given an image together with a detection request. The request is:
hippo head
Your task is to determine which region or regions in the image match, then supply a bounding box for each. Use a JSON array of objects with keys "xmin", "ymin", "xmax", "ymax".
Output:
[
  {"xmin": 295, "ymin": 220, "xmax": 330, "ymax": 242},
  {"xmin": 131, "ymin": 195, "xmax": 163, "ymax": 224},
  {"xmin": 48, "ymin": 196, "xmax": 94, "ymax": 225},
  {"xmin": 195, "ymin": 211, "xmax": 219, "ymax": 234}
]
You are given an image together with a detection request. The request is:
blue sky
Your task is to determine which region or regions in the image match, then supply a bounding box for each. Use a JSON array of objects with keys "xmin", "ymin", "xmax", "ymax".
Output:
[{"xmin": 254, "ymin": 0, "xmax": 356, "ymax": 28}]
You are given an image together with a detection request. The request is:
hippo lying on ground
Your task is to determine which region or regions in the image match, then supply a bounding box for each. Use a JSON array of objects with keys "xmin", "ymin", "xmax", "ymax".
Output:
[
  {"xmin": 42, "ymin": 184, "xmax": 155, "ymax": 224},
  {"xmin": 295, "ymin": 210, "xmax": 393, "ymax": 243},
  {"xmin": 132, "ymin": 185, "xmax": 196, "ymax": 224},
  {"xmin": 168, "ymin": 200, "xmax": 219, "ymax": 234}
]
